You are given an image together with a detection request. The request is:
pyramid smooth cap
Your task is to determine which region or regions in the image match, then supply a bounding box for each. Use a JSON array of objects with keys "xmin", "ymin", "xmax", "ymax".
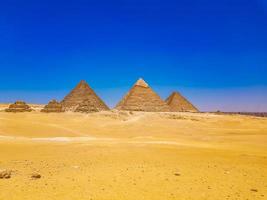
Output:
[{"xmin": 134, "ymin": 78, "xmax": 149, "ymax": 87}]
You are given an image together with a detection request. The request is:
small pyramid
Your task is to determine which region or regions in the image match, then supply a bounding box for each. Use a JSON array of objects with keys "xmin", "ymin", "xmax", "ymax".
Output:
[
  {"xmin": 61, "ymin": 80, "xmax": 109, "ymax": 111},
  {"xmin": 115, "ymin": 78, "xmax": 170, "ymax": 112},
  {"xmin": 165, "ymin": 92, "xmax": 199, "ymax": 112},
  {"xmin": 41, "ymin": 100, "xmax": 64, "ymax": 113},
  {"xmin": 5, "ymin": 101, "xmax": 33, "ymax": 112}
]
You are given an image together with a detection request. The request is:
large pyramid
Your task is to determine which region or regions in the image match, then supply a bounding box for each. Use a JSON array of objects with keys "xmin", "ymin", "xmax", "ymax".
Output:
[
  {"xmin": 5, "ymin": 101, "xmax": 33, "ymax": 112},
  {"xmin": 61, "ymin": 80, "xmax": 109, "ymax": 111},
  {"xmin": 41, "ymin": 99, "xmax": 64, "ymax": 113},
  {"xmin": 115, "ymin": 78, "xmax": 170, "ymax": 112},
  {"xmin": 165, "ymin": 91, "xmax": 199, "ymax": 112}
]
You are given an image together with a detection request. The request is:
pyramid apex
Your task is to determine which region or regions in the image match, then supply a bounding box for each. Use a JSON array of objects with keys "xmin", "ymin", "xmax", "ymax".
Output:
[
  {"xmin": 75, "ymin": 80, "xmax": 90, "ymax": 89},
  {"xmin": 166, "ymin": 91, "xmax": 199, "ymax": 112},
  {"xmin": 61, "ymin": 79, "xmax": 109, "ymax": 111},
  {"xmin": 135, "ymin": 78, "xmax": 149, "ymax": 87},
  {"xmin": 168, "ymin": 91, "xmax": 185, "ymax": 100},
  {"xmin": 172, "ymin": 91, "xmax": 182, "ymax": 96},
  {"xmin": 78, "ymin": 80, "xmax": 87, "ymax": 84}
]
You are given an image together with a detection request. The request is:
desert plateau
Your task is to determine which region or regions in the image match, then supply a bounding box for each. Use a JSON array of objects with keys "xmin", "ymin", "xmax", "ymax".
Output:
[{"xmin": 0, "ymin": 106, "xmax": 266, "ymax": 200}]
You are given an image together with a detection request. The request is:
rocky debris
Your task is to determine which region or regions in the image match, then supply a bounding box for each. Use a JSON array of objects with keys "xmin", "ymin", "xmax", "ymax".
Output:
[
  {"xmin": 165, "ymin": 91, "xmax": 198, "ymax": 112},
  {"xmin": 41, "ymin": 99, "xmax": 64, "ymax": 113},
  {"xmin": 116, "ymin": 78, "xmax": 170, "ymax": 112},
  {"xmin": 99, "ymin": 110, "xmax": 133, "ymax": 121},
  {"xmin": 174, "ymin": 173, "xmax": 181, "ymax": 176},
  {"xmin": 61, "ymin": 80, "xmax": 109, "ymax": 112},
  {"xmin": 215, "ymin": 112, "xmax": 267, "ymax": 118},
  {"xmin": 166, "ymin": 114, "xmax": 186, "ymax": 120},
  {"xmin": 250, "ymin": 189, "xmax": 258, "ymax": 192},
  {"xmin": 31, "ymin": 173, "xmax": 41, "ymax": 179},
  {"xmin": 0, "ymin": 170, "xmax": 12, "ymax": 179},
  {"xmin": 5, "ymin": 101, "xmax": 33, "ymax": 112}
]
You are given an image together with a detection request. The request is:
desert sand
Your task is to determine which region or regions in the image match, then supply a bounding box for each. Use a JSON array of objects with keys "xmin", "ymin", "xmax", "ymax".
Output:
[{"xmin": 0, "ymin": 106, "xmax": 266, "ymax": 200}]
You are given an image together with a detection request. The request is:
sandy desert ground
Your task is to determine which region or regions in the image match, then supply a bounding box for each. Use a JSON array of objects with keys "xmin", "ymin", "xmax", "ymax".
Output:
[{"xmin": 0, "ymin": 105, "xmax": 266, "ymax": 200}]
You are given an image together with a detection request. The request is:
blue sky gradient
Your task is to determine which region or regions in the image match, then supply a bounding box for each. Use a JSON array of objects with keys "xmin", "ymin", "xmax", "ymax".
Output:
[{"xmin": 0, "ymin": 0, "xmax": 267, "ymax": 111}]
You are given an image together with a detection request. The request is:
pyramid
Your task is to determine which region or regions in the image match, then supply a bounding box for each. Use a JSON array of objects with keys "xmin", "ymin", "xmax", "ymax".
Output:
[
  {"xmin": 61, "ymin": 80, "xmax": 109, "ymax": 111},
  {"xmin": 115, "ymin": 78, "xmax": 170, "ymax": 112},
  {"xmin": 41, "ymin": 99, "xmax": 64, "ymax": 113},
  {"xmin": 5, "ymin": 101, "xmax": 33, "ymax": 112},
  {"xmin": 165, "ymin": 91, "xmax": 199, "ymax": 112}
]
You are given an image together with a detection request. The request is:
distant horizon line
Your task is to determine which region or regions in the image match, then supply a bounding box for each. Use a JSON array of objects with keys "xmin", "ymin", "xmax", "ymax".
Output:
[
  {"xmin": 0, "ymin": 79, "xmax": 266, "ymax": 112},
  {"xmin": 1, "ymin": 101, "xmax": 267, "ymax": 114}
]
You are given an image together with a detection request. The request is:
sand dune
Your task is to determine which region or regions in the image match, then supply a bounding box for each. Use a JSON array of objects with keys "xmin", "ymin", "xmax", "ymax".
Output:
[{"xmin": 0, "ymin": 109, "xmax": 266, "ymax": 199}]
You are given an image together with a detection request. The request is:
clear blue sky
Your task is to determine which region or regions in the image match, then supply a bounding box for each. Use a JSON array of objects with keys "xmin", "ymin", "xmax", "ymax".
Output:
[{"xmin": 0, "ymin": 0, "xmax": 267, "ymax": 111}]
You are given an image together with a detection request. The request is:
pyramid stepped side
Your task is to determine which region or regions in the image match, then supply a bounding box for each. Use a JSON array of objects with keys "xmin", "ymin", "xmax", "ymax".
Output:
[
  {"xmin": 41, "ymin": 100, "xmax": 64, "ymax": 113},
  {"xmin": 116, "ymin": 79, "xmax": 170, "ymax": 112},
  {"xmin": 61, "ymin": 80, "xmax": 109, "ymax": 111},
  {"xmin": 166, "ymin": 92, "xmax": 199, "ymax": 112},
  {"xmin": 5, "ymin": 101, "xmax": 33, "ymax": 112},
  {"xmin": 75, "ymin": 99, "xmax": 99, "ymax": 113}
]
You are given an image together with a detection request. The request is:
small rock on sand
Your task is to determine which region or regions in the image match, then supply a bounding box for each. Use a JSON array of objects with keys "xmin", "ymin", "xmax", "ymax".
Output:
[
  {"xmin": 0, "ymin": 170, "xmax": 11, "ymax": 179},
  {"xmin": 174, "ymin": 173, "xmax": 181, "ymax": 176},
  {"xmin": 31, "ymin": 173, "xmax": 41, "ymax": 179}
]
